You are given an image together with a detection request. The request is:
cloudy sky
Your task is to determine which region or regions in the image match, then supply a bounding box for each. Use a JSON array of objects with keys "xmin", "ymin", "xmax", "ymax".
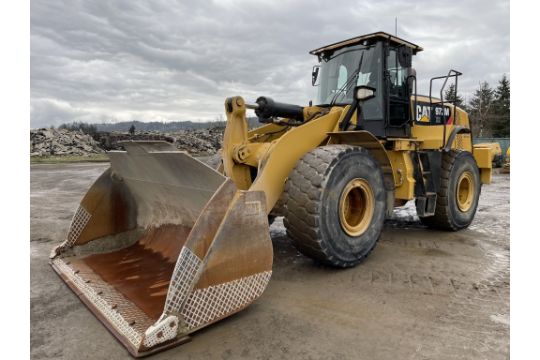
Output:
[{"xmin": 30, "ymin": 0, "xmax": 509, "ymax": 128}]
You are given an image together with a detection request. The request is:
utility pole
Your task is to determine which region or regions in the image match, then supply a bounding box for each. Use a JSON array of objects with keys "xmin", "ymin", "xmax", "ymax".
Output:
[{"xmin": 395, "ymin": 17, "xmax": 398, "ymax": 36}]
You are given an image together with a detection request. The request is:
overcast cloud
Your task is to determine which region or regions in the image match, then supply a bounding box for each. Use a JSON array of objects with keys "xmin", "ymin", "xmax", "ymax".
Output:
[{"xmin": 30, "ymin": 0, "xmax": 509, "ymax": 128}]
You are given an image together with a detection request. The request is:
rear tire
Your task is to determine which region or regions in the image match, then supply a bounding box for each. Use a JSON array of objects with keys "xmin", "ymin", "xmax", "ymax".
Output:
[
  {"xmin": 283, "ymin": 145, "xmax": 386, "ymax": 268},
  {"xmin": 420, "ymin": 150, "xmax": 481, "ymax": 230}
]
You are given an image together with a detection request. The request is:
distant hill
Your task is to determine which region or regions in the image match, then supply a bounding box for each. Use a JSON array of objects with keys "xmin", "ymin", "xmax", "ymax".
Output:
[{"xmin": 95, "ymin": 118, "xmax": 260, "ymax": 132}]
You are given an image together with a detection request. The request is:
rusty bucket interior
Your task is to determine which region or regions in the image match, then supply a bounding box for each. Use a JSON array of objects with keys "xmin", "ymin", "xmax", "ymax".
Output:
[{"xmin": 50, "ymin": 142, "xmax": 273, "ymax": 357}]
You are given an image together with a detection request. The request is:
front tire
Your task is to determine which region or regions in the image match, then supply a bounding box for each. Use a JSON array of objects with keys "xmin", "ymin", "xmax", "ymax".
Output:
[
  {"xmin": 420, "ymin": 150, "xmax": 481, "ymax": 230},
  {"xmin": 283, "ymin": 145, "xmax": 386, "ymax": 267}
]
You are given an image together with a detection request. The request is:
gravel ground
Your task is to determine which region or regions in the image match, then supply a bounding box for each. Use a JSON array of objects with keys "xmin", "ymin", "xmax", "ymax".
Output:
[{"xmin": 30, "ymin": 163, "xmax": 509, "ymax": 360}]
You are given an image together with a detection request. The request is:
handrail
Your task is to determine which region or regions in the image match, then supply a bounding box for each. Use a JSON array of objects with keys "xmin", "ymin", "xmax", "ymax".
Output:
[
  {"xmin": 407, "ymin": 74, "xmax": 418, "ymax": 125},
  {"xmin": 428, "ymin": 69, "xmax": 462, "ymax": 149}
]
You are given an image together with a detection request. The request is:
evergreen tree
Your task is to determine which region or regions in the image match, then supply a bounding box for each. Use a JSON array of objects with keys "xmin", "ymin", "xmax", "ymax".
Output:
[
  {"xmin": 58, "ymin": 121, "xmax": 97, "ymax": 136},
  {"xmin": 444, "ymin": 83, "xmax": 465, "ymax": 108},
  {"xmin": 468, "ymin": 81, "xmax": 494, "ymax": 137},
  {"xmin": 129, "ymin": 124, "xmax": 136, "ymax": 135},
  {"xmin": 491, "ymin": 74, "xmax": 510, "ymax": 137}
]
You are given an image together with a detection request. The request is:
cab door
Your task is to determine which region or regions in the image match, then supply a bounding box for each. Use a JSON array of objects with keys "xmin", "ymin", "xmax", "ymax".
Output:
[{"xmin": 385, "ymin": 45, "xmax": 411, "ymax": 137}]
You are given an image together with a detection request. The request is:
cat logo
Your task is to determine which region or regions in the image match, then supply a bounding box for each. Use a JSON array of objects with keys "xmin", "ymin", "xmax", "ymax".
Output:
[{"xmin": 416, "ymin": 103, "xmax": 451, "ymax": 124}]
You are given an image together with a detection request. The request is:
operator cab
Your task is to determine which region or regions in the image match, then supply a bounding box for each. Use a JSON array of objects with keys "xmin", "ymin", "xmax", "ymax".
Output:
[{"xmin": 310, "ymin": 32, "xmax": 423, "ymax": 138}]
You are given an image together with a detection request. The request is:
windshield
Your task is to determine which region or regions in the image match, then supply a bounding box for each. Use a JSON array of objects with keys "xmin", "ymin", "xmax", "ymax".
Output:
[{"xmin": 316, "ymin": 45, "xmax": 380, "ymax": 105}]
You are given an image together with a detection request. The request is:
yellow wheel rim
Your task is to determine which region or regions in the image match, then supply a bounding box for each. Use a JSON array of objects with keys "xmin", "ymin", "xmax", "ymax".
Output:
[
  {"xmin": 456, "ymin": 171, "xmax": 474, "ymax": 212},
  {"xmin": 338, "ymin": 178, "xmax": 375, "ymax": 237}
]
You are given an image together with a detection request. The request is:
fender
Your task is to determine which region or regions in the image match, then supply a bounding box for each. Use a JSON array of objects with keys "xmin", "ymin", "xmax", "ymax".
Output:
[{"xmin": 444, "ymin": 126, "xmax": 471, "ymax": 151}]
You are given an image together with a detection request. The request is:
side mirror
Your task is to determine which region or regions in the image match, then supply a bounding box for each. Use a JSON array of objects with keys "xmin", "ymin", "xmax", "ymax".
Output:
[
  {"xmin": 354, "ymin": 85, "xmax": 376, "ymax": 101},
  {"xmin": 312, "ymin": 65, "xmax": 320, "ymax": 86}
]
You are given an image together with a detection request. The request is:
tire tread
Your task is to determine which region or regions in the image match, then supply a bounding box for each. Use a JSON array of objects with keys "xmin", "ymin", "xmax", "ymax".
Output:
[
  {"xmin": 282, "ymin": 145, "xmax": 380, "ymax": 267},
  {"xmin": 420, "ymin": 150, "xmax": 478, "ymax": 231}
]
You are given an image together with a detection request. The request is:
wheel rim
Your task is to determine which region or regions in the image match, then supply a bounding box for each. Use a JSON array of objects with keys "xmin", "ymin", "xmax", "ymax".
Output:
[
  {"xmin": 456, "ymin": 171, "xmax": 475, "ymax": 212},
  {"xmin": 338, "ymin": 178, "xmax": 375, "ymax": 237}
]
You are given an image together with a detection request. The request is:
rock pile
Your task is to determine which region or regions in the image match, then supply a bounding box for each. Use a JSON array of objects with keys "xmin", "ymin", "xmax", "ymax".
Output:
[
  {"xmin": 172, "ymin": 127, "xmax": 224, "ymax": 155},
  {"xmin": 30, "ymin": 128, "xmax": 104, "ymax": 156},
  {"xmin": 30, "ymin": 127, "xmax": 226, "ymax": 157},
  {"xmin": 93, "ymin": 132, "xmax": 176, "ymax": 151}
]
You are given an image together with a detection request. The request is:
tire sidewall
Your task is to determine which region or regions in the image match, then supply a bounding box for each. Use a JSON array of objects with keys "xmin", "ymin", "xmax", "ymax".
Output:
[
  {"xmin": 320, "ymin": 149, "xmax": 386, "ymax": 263},
  {"xmin": 447, "ymin": 152, "xmax": 481, "ymax": 228}
]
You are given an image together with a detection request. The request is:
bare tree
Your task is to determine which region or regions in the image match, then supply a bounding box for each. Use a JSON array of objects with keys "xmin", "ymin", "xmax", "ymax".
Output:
[{"xmin": 468, "ymin": 82, "xmax": 494, "ymax": 137}]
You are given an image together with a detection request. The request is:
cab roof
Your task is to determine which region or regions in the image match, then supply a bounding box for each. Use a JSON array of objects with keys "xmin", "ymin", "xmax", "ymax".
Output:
[{"xmin": 309, "ymin": 31, "xmax": 423, "ymax": 56}]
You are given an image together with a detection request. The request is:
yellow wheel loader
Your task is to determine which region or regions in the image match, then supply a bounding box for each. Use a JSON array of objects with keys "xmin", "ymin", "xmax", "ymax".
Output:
[
  {"xmin": 50, "ymin": 32, "xmax": 492, "ymax": 356},
  {"xmin": 502, "ymin": 146, "xmax": 510, "ymax": 173},
  {"xmin": 474, "ymin": 142, "xmax": 503, "ymax": 167}
]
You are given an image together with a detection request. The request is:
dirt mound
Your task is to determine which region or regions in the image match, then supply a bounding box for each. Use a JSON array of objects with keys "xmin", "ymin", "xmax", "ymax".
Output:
[{"xmin": 30, "ymin": 128, "xmax": 104, "ymax": 157}]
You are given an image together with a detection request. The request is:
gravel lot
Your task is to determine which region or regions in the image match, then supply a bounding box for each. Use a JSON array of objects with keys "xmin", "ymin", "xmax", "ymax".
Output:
[{"xmin": 31, "ymin": 163, "xmax": 509, "ymax": 360}]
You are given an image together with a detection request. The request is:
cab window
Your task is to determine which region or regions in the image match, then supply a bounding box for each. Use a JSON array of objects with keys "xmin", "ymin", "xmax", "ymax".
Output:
[{"xmin": 387, "ymin": 48, "xmax": 407, "ymax": 97}]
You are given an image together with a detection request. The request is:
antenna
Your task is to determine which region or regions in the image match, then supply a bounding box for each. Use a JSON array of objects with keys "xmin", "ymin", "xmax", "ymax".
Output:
[{"xmin": 395, "ymin": 17, "xmax": 398, "ymax": 36}]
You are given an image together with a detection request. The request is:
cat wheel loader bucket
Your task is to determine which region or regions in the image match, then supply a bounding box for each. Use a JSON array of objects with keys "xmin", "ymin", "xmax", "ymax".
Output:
[{"xmin": 49, "ymin": 141, "xmax": 273, "ymax": 357}]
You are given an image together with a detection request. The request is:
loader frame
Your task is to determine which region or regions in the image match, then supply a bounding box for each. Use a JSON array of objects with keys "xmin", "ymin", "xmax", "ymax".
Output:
[{"xmin": 223, "ymin": 95, "xmax": 492, "ymax": 217}]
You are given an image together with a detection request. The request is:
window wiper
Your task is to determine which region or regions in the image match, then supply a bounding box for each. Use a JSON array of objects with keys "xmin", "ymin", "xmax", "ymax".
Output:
[{"xmin": 329, "ymin": 52, "xmax": 365, "ymax": 106}]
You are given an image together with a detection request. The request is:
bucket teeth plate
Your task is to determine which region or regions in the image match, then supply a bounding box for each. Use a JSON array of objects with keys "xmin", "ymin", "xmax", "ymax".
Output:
[{"xmin": 50, "ymin": 142, "xmax": 273, "ymax": 356}]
